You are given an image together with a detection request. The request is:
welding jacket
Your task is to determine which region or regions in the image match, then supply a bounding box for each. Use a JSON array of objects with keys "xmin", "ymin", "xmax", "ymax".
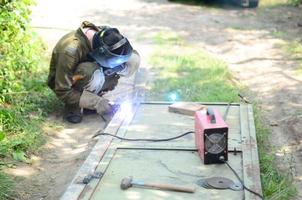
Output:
[{"xmin": 47, "ymin": 21, "xmax": 140, "ymax": 106}]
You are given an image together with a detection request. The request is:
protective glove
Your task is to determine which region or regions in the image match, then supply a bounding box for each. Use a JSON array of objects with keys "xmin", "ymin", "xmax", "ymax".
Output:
[
  {"xmin": 100, "ymin": 73, "xmax": 120, "ymax": 92},
  {"xmin": 79, "ymin": 90, "xmax": 111, "ymax": 114}
]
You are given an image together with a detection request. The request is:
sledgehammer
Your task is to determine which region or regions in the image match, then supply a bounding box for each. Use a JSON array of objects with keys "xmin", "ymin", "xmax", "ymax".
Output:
[{"xmin": 120, "ymin": 176, "xmax": 195, "ymax": 193}]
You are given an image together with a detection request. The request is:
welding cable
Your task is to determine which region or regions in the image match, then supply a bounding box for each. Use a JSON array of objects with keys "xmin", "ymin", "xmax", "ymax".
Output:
[
  {"xmin": 92, "ymin": 131, "xmax": 195, "ymax": 142},
  {"xmin": 220, "ymin": 157, "xmax": 264, "ymax": 200},
  {"xmin": 223, "ymin": 101, "xmax": 233, "ymax": 121}
]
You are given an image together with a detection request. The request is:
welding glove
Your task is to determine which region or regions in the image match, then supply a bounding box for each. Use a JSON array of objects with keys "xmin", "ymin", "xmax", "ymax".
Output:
[
  {"xmin": 101, "ymin": 73, "xmax": 120, "ymax": 92},
  {"xmin": 79, "ymin": 90, "xmax": 111, "ymax": 114}
]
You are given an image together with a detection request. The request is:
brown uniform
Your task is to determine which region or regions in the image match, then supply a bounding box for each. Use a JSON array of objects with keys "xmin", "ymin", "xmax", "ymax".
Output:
[
  {"xmin": 47, "ymin": 21, "xmax": 101, "ymax": 106},
  {"xmin": 48, "ymin": 21, "xmax": 140, "ymax": 121}
]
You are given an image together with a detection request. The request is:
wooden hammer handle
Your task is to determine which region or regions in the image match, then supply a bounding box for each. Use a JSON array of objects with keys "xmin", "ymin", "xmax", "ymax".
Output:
[{"xmin": 143, "ymin": 182, "xmax": 195, "ymax": 193}]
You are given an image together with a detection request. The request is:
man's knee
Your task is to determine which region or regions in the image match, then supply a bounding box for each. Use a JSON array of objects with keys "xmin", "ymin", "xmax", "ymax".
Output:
[{"xmin": 72, "ymin": 62, "xmax": 105, "ymax": 94}]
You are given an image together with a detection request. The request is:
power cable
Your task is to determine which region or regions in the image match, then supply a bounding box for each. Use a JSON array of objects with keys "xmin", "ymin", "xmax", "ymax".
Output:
[
  {"xmin": 223, "ymin": 101, "xmax": 232, "ymax": 121},
  {"xmin": 220, "ymin": 157, "xmax": 264, "ymax": 200},
  {"xmin": 92, "ymin": 131, "xmax": 195, "ymax": 142}
]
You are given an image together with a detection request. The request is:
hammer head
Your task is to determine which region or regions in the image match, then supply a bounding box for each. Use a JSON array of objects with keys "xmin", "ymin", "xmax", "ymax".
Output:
[{"xmin": 120, "ymin": 176, "xmax": 133, "ymax": 190}]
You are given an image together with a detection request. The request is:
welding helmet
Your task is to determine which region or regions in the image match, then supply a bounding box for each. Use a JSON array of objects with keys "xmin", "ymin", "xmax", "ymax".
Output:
[{"xmin": 89, "ymin": 27, "xmax": 133, "ymax": 69}]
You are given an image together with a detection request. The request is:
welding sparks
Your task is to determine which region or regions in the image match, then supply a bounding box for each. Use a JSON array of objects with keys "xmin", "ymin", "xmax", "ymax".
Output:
[
  {"xmin": 116, "ymin": 100, "xmax": 133, "ymax": 119},
  {"xmin": 121, "ymin": 101, "xmax": 132, "ymax": 115}
]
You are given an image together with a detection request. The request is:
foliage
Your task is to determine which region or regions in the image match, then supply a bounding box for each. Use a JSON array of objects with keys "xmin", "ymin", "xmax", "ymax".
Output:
[
  {"xmin": 0, "ymin": 0, "xmax": 39, "ymax": 98},
  {"xmin": 287, "ymin": 0, "xmax": 301, "ymax": 6},
  {"xmin": 149, "ymin": 32, "xmax": 297, "ymax": 199},
  {"xmin": 0, "ymin": 1, "xmax": 59, "ymax": 198},
  {"xmin": 0, "ymin": 0, "xmax": 57, "ymax": 160}
]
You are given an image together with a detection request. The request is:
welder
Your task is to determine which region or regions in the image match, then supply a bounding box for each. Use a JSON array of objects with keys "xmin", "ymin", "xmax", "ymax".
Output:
[{"xmin": 47, "ymin": 21, "xmax": 140, "ymax": 123}]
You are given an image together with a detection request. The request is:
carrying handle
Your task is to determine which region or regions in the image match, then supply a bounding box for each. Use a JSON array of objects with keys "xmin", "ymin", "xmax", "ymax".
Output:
[{"xmin": 207, "ymin": 108, "xmax": 216, "ymax": 124}]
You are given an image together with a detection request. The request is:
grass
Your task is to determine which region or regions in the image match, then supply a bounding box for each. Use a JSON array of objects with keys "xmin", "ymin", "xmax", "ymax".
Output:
[
  {"xmin": 272, "ymin": 31, "xmax": 286, "ymax": 38},
  {"xmin": 148, "ymin": 32, "xmax": 239, "ymax": 102},
  {"xmin": 0, "ymin": 173, "xmax": 14, "ymax": 200},
  {"xmin": 284, "ymin": 41, "xmax": 302, "ymax": 74},
  {"xmin": 148, "ymin": 32, "xmax": 297, "ymax": 199},
  {"xmin": 273, "ymin": 40, "xmax": 302, "ymax": 75},
  {"xmin": 254, "ymin": 107, "xmax": 298, "ymax": 199}
]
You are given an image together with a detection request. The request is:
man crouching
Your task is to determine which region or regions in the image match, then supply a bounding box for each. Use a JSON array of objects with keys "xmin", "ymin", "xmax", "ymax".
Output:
[{"xmin": 47, "ymin": 21, "xmax": 140, "ymax": 123}]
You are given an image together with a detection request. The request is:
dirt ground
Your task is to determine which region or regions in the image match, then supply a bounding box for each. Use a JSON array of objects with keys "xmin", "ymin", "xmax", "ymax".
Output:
[{"xmin": 4, "ymin": 0, "xmax": 302, "ymax": 199}]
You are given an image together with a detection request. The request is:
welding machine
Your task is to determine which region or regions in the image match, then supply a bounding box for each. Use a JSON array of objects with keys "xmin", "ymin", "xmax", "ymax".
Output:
[{"xmin": 195, "ymin": 108, "xmax": 228, "ymax": 164}]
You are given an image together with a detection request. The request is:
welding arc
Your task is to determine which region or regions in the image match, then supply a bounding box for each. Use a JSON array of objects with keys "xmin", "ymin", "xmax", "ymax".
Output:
[{"xmin": 92, "ymin": 131, "xmax": 194, "ymax": 142}]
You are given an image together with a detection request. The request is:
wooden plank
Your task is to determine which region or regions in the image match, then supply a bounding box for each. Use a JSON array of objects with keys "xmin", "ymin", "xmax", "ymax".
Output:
[
  {"xmin": 168, "ymin": 102, "xmax": 207, "ymax": 116},
  {"xmin": 247, "ymin": 104, "xmax": 262, "ymax": 197},
  {"xmin": 240, "ymin": 104, "xmax": 263, "ymax": 199}
]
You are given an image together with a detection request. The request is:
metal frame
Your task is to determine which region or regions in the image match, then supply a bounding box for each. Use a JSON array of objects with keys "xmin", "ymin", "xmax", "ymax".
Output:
[{"xmin": 61, "ymin": 102, "xmax": 262, "ymax": 200}]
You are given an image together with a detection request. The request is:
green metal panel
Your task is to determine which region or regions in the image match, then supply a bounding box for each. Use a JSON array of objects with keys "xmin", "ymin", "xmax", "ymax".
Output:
[{"xmin": 76, "ymin": 103, "xmax": 261, "ymax": 200}]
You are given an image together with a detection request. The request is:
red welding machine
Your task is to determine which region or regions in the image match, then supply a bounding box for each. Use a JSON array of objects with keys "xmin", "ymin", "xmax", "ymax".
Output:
[{"xmin": 195, "ymin": 108, "xmax": 228, "ymax": 164}]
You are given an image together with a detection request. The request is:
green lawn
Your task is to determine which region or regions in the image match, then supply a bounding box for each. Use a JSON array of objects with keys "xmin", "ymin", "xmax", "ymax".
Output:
[
  {"xmin": 0, "ymin": 173, "xmax": 13, "ymax": 200},
  {"xmin": 284, "ymin": 41, "xmax": 302, "ymax": 74},
  {"xmin": 148, "ymin": 32, "xmax": 239, "ymax": 102},
  {"xmin": 148, "ymin": 32, "xmax": 297, "ymax": 199}
]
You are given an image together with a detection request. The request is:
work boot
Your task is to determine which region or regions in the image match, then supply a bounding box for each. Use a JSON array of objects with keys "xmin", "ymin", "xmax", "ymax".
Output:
[
  {"xmin": 83, "ymin": 108, "xmax": 97, "ymax": 115},
  {"xmin": 64, "ymin": 104, "xmax": 83, "ymax": 124}
]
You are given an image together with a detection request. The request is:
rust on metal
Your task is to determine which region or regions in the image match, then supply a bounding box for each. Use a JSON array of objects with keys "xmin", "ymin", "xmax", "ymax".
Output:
[{"xmin": 240, "ymin": 104, "xmax": 263, "ymax": 199}]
